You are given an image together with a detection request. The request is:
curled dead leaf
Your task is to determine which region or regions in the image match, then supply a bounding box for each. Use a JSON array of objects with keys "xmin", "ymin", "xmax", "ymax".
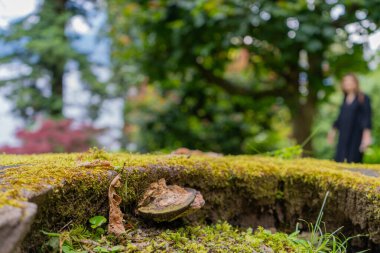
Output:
[{"xmin": 108, "ymin": 174, "xmax": 125, "ymax": 236}]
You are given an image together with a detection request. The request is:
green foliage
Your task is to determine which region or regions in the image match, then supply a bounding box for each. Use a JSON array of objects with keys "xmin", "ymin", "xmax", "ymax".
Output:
[
  {"xmin": 90, "ymin": 216, "xmax": 107, "ymax": 236},
  {"xmin": 43, "ymin": 219, "xmax": 305, "ymax": 253},
  {"xmin": 88, "ymin": 215, "xmax": 107, "ymax": 238},
  {"xmin": 42, "ymin": 225, "xmax": 91, "ymax": 253},
  {"xmin": 364, "ymin": 147, "xmax": 380, "ymax": 164},
  {"xmin": 109, "ymin": 0, "xmax": 380, "ymax": 153},
  {"xmin": 89, "ymin": 216, "xmax": 107, "ymax": 229},
  {"xmin": 42, "ymin": 195, "xmax": 368, "ymax": 253},
  {"xmin": 42, "ymin": 216, "xmax": 108, "ymax": 253},
  {"xmin": 290, "ymin": 192, "xmax": 368, "ymax": 253},
  {"xmin": 266, "ymin": 145, "xmax": 303, "ymax": 159},
  {"xmin": 123, "ymin": 85, "xmax": 292, "ymax": 153}
]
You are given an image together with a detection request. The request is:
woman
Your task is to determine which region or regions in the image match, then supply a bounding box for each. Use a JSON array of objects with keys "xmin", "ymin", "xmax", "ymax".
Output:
[{"xmin": 327, "ymin": 73, "xmax": 372, "ymax": 163}]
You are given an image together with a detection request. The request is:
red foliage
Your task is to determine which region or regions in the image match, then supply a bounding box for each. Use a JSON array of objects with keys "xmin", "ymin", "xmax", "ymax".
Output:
[{"xmin": 0, "ymin": 118, "xmax": 103, "ymax": 154}]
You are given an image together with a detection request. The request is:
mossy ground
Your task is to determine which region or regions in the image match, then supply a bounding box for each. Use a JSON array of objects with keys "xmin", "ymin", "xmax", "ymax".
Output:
[{"xmin": 42, "ymin": 221, "xmax": 304, "ymax": 253}]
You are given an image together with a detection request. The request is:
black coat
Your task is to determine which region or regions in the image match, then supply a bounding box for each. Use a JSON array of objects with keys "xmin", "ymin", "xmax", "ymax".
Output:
[{"xmin": 333, "ymin": 94, "xmax": 372, "ymax": 163}]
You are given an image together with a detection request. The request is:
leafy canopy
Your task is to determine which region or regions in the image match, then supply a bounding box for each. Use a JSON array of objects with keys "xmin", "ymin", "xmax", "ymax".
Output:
[{"xmin": 109, "ymin": 0, "xmax": 380, "ymax": 153}]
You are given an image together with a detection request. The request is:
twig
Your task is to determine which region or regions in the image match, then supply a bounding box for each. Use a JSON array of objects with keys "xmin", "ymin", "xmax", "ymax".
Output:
[
  {"xmin": 82, "ymin": 244, "xmax": 95, "ymax": 253},
  {"xmin": 79, "ymin": 239, "xmax": 101, "ymax": 246},
  {"xmin": 59, "ymin": 220, "xmax": 73, "ymax": 232}
]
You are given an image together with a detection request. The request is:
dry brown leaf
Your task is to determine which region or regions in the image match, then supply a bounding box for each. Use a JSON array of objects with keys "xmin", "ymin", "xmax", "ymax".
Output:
[
  {"xmin": 170, "ymin": 147, "xmax": 222, "ymax": 157},
  {"xmin": 77, "ymin": 159, "xmax": 112, "ymax": 168},
  {"xmin": 107, "ymin": 174, "xmax": 125, "ymax": 236}
]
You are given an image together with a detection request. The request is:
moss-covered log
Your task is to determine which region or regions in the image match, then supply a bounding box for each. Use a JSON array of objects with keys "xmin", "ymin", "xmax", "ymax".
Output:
[{"xmin": 1, "ymin": 150, "xmax": 380, "ymax": 251}]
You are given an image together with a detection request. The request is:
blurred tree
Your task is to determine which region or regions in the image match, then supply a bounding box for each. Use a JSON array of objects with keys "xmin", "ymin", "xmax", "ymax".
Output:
[
  {"xmin": 122, "ymin": 82, "xmax": 291, "ymax": 153},
  {"xmin": 0, "ymin": 0, "xmax": 106, "ymax": 120},
  {"xmin": 109, "ymin": 0, "xmax": 380, "ymax": 154}
]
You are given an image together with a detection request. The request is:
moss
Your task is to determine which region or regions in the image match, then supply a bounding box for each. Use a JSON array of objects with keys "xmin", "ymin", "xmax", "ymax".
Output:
[
  {"xmin": 155, "ymin": 223, "xmax": 301, "ymax": 253},
  {"xmin": 42, "ymin": 221, "xmax": 304, "ymax": 253},
  {"xmin": 0, "ymin": 153, "xmax": 110, "ymax": 207},
  {"xmin": 2, "ymin": 151, "xmax": 380, "ymax": 250},
  {"xmin": 2, "ymin": 153, "xmax": 378, "ymax": 206},
  {"xmin": 2, "ymin": 153, "xmax": 380, "ymax": 210}
]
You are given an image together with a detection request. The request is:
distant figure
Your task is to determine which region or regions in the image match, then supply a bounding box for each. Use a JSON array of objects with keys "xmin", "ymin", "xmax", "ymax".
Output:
[{"xmin": 328, "ymin": 73, "xmax": 372, "ymax": 163}]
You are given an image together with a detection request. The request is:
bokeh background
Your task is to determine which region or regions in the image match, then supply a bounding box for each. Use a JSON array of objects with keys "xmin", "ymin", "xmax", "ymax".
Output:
[{"xmin": 1, "ymin": 0, "xmax": 380, "ymax": 162}]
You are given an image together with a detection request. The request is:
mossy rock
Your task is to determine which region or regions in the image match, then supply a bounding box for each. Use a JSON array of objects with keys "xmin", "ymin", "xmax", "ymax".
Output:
[{"xmin": 2, "ymin": 150, "xmax": 380, "ymax": 251}]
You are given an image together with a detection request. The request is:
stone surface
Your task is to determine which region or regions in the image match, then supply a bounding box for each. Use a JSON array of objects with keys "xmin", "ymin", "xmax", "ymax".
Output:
[
  {"xmin": 170, "ymin": 147, "xmax": 223, "ymax": 157},
  {"xmin": 345, "ymin": 168, "xmax": 379, "ymax": 178},
  {"xmin": 0, "ymin": 202, "xmax": 37, "ymax": 253},
  {"xmin": 0, "ymin": 165, "xmax": 23, "ymax": 175}
]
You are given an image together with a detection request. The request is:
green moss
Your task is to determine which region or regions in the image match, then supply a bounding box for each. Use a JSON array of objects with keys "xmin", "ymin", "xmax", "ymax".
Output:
[
  {"xmin": 1, "ymin": 153, "xmax": 378, "ymax": 202},
  {"xmin": 2, "ymin": 152, "xmax": 380, "ymax": 211},
  {"xmin": 157, "ymin": 222, "xmax": 303, "ymax": 252},
  {"xmin": 42, "ymin": 221, "xmax": 304, "ymax": 253},
  {"xmin": 2, "ymin": 152, "xmax": 380, "ymax": 215},
  {"xmin": 2, "ymin": 150, "xmax": 380, "ymax": 249}
]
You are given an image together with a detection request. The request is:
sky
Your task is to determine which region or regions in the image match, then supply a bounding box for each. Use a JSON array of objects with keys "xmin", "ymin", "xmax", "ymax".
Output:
[
  {"xmin": 0, "ymin": 0, "xmax": 123, "ymax": 150},
  {"xmin": 0, "ymin": 0, "xmax": 37, "ymax": 145}
]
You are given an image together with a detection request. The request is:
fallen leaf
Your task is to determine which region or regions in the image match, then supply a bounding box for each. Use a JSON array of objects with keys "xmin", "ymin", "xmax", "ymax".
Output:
[
  {"xmin": 77, "ymin": 159, "xmax": 112, "ymax": 168},
  {"xmin": 108, "ymin": 174, "xmax": 126, "ymax": 236},
  {"xmin": 170, "ymin": 147, "xmax": 222, "ymax": 157}
]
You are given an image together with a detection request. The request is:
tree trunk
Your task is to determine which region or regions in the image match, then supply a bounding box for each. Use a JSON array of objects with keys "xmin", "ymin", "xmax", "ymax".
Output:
[
  {"xmin": 49, "ymin": 0, "xmax": 67, "ymax": 118},
  {"xmin": 50, "ymin": 67, "xmax": 64, "ymax": 117},
  {"xmin": 290, "ymin": 95, "xmax": 317, "ymax": 156},
  {"xmin": 287, "ymin": 51, "xmax": 323, "ymax": 156}
]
